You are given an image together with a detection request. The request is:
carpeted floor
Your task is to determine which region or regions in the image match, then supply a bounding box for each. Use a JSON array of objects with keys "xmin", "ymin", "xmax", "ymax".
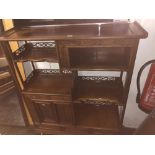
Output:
[
  {"xmin": 0, "ymin": 92, "xmax": 38, "ymax": 134},
  {"xmin": 0, "ymin": 92, "xmax": 25, "ymax": 126},
  {"xmin": 0, "ymin": 125, "xmax": 37, "ymax": 135}
]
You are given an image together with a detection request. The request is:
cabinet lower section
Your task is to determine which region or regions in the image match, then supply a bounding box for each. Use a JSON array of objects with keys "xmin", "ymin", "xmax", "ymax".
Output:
[
  {"xmin": 23, "ymin": 94, "xmax": 121, "ymax": 134},
  {"xmin": 24, "ymin": 95, "xmax": 75, "ymax": 125}
]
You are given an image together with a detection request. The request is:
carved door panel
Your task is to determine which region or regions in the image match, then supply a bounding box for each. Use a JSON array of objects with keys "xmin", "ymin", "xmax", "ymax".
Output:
[
  {"xmin": 25, "ymin": 97, "xmax": 58, "ymax": 125},
  {"xmin": 33, "ymin": 100, "xmax": 58, "ymax": 124},
  {"xmin": 24, "ymin": 95, "xmax": 75, "ymax": 125}
]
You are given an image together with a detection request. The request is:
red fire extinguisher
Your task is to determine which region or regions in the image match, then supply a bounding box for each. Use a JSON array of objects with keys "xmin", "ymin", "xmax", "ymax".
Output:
[{"xmin": 137, "ymin": 60, "xmax": 155, "ymax": 113}]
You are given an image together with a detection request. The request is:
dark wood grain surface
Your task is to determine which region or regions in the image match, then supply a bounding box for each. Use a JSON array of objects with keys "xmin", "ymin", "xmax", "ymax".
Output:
[
  {"xmin": 23, "ymin": 70, "xmax": 74, "ymax": 95},
  {"xmin": 75, "ymin": 104, "xmax": 120, "ymax": 130},
  {"xmin": 13, "ymin": 19, "xmax": 113, "ymax": 27},
  {"xmin": 0, "ymin": 21, "xmax": 148, "ymax": 41},
  {"xmin": 69, "ymin": 47, "xmax": 130, "ymax": 70}
]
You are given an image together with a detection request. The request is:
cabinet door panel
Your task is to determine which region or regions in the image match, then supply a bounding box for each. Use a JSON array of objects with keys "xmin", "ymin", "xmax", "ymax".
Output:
[
  {"xmin": 33, "ymin": 101, "xmax": 58, "ymax": 124},
  {"xmin": 24, "ymin": 96, "xmax": 58, "ymax": 125},
  {"xmin": 24, "ymin": 95, "xmax": 75, "ymax": 126},
  {"xmin": 56, "ymin": 104, "xmax": 75, "ymax": 124}
]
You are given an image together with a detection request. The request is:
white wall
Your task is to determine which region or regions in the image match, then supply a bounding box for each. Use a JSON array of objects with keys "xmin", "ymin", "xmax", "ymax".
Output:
[{"xmin": 123, "ymin": 20, "xmax": 155, "ymax": 128}]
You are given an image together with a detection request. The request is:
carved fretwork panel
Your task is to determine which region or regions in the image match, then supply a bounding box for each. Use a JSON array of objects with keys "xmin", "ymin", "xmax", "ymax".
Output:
[
  {"xmin": 37, "ymin": 69, "xmax": 60, "ymax": 74},
  {"xmin": 31, "ymin": 41, "xmax": 55, "ymax": 48}
]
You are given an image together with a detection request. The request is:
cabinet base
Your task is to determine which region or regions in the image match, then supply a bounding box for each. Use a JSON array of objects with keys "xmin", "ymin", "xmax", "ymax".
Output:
[{"xmin": 33, "ymin": 124, "xmax": 121, "ymax": 135}]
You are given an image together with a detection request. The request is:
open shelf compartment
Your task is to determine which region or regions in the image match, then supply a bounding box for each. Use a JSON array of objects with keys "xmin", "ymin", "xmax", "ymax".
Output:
[
  {"xmin": 68, "ymin": 47, "xmax": 130, "ymax": 70},
  {"xmin": 23, "ymin": 69, "xmax": 75, "ymax": 96},
  {"xmin": 73, "ymin": 76, "xmax": 123, "ymax": 105},
  {"xmin": 12, "ymin": 42, "xmax": 58, "ymax": 62},
  {"xmin": 75, "ymin": 103, "xmax": 121, "ymax": 130}
]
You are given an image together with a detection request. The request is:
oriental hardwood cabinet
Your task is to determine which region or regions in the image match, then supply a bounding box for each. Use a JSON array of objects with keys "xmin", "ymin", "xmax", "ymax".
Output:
[{"xmin": 0, "ymin": 20, "xmax": 148, "ymax": 134}]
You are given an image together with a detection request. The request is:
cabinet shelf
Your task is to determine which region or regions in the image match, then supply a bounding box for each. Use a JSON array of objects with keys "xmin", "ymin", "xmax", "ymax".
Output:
[
  {"xmin": 13, "ymin": 42, "xmax": 58, "ymax": 62},
  {"xmin": 23, "ymin": 70, "xmax": 74, "ymax": 96},
  {"xmin": 68, "ymin": 47, "xmax": 130, "ymax": 70},
  {"xmin": 73, "ymin": 76, "xmax": 123, "ymax": 105},
  {"xmin": 75, "ymin": 104, "xmax": 120, "ymax": 130}
]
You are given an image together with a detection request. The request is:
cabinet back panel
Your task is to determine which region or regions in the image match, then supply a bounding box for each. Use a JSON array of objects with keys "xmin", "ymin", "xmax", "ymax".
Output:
[{"xmin": 69, "ymin": 47, "xmax": 130, "ymax": 68}]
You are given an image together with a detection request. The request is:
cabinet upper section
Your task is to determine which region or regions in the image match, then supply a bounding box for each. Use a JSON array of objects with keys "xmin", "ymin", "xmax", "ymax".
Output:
[{"xmin": 0, "ymin": 20, "xmax": 148, "ymax": 41}]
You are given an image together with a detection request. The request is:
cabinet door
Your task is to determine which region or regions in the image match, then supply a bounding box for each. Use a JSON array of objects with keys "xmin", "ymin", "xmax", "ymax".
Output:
[
  {"xmin": 25, "ymin": 98, "xmax": 58, "ymax": 125},
  {"xmin": 56, "ymin": 104, "xmax": 75, "ymax": 124},
  {"xmin": 24, "ymin": 95, "xmax": 75, "ymax": 125},
  {"xmin": 33, "ymin": 100, "xmax": 58, "ymax": 124}
]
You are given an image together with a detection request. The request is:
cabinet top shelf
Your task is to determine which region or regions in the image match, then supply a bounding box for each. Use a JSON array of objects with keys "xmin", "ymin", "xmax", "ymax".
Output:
[{"xmin": 0, "ymin": 21, "xmax": 148, "ymax": 41}]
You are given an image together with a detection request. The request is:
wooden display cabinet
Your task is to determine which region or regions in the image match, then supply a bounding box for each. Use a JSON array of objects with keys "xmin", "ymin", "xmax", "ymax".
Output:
[{"xmin": 0, "ymin": 19, "xmax": 148, "ymax": 134}]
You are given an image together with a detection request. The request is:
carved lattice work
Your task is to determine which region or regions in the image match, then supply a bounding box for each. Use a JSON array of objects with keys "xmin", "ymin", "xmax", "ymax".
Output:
[
  {"xmin": 80, "ymin": 99, "xmax": 116, "ymax": 106},
  {"xmin": 80, "ymin": 76, "xmax": 122, "ymax": 86},
  {"xmin": 36, "ymin": 69, "xmax": 73, "ymax": 75},
  {"xmin": 77, "ymin": 95, "xmax": 122, "ymax": 106},
  {"xmin": 61, "ymin": 69, "xmax": 73, "ymax": 74},
  {"xmin": 81, "ymin": 76, "xmax": 116, "ymax": 81},
  {"xmin": 31, "ymin": 42, "xmax": 55, "ymax": 48},
  {"xmin": 38, "ymin": 69, "xmax": 60, "ymax": 74}
]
